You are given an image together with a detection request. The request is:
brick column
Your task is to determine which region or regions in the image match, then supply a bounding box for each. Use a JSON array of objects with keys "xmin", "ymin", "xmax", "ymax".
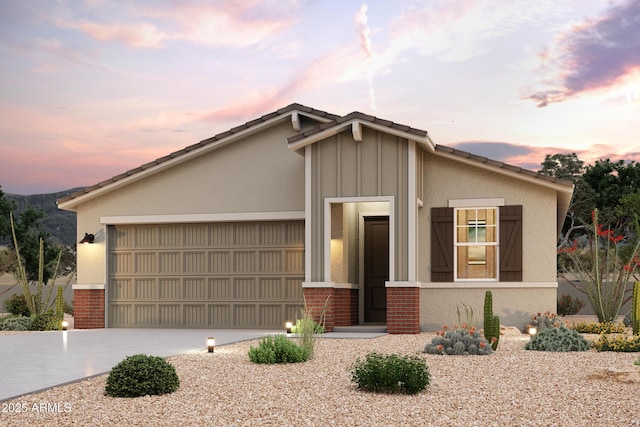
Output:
[
  {"xmin": 73, "ymin": 289, "xmax": 105, "ymax": 329},
  {"xmin": 302, "ymin": 287, "xmax": 335, "ymax": 332},
  {"xmin": 386, "ymin": 287, "xmax": 420, "ymax": 334},
  {"xmin": 333, "ymin": 288, "xmax": 358, "ymax": 327}
]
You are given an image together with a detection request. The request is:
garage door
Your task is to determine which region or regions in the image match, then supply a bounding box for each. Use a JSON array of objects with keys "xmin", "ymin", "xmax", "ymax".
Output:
[{"xmin": 107, "ymin": 221, "xmax": 304, "ymax": 328}]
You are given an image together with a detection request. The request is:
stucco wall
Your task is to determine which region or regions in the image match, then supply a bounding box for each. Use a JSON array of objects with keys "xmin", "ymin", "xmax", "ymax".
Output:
[
  {"xmin": 420, "ymin": 287, "xmax": 557, "ymax": 331},
  {"xmin": 74, "ymin": 120, "xmax": 305, "ymax": 287},
  {"xmin": 419, "ymin": 154, "xmax": 559, "ymax": 283}
]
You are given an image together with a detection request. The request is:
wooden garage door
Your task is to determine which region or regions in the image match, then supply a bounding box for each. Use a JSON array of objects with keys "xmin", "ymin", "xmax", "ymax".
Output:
[{"xmin": 107, "ymin": 221, "xmax": 304, "ymax": 328}]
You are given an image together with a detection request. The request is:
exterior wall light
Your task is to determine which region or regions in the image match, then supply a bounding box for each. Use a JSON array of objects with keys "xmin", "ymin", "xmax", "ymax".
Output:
[
  {"xmin": 285, "ymin": 321, "xmax": 293, "ymax": 334},
  {"xmin": 528, "ymin": 326, "xmax": 537, "ymax": 336},
  {"xmin": 79, "ymin": 233, "xmax": 95, "ymax": 244},
  {"xmin": 61, "ymin": 320, "xmax": 69, "ymax": 331},
  {"xmin": 207, "ymin": 337, "xmax": 215, "ymax": 353}
]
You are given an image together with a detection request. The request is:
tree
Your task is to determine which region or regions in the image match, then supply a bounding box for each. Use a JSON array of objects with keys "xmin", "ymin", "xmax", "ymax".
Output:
[
  {"xmin": 0, "ymin": 185, "xmax": 66, "ymax": 283},
  {"xmin": 539, "ymin": 153, "xmax": 596, "ymax": 239}
]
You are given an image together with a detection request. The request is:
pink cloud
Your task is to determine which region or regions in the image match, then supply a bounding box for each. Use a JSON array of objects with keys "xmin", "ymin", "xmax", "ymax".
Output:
[
  {"xmin": 62, "ymin": 20, "xmax": 165, "ymax": 48},
  {"xmin": 525, "ymin": 0, "xmax": 640, "ymax": 107}
]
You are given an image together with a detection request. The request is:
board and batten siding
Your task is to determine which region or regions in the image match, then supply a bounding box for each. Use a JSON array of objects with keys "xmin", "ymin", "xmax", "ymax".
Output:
[
  {"xmin": 309, "ymin": 127, "xmax": 409, "ymax": 281},
  {"xmin": 107, "ymin": 221, "xmax": 304, "ymax": 328}
]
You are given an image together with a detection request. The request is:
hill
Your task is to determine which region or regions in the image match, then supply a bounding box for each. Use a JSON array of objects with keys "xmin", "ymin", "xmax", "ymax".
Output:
[{"xmin": 5, "ymin": 188, "xmax": 81, "ymax": 247}]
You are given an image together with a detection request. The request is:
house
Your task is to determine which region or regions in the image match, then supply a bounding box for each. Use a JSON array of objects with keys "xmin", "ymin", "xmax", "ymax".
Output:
[{"xmin": 57, "ymin": 103, "xmax": 573, "ymax": 333}]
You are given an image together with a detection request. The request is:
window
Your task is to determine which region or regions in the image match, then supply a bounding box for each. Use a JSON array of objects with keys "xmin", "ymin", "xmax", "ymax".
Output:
[
  {"xmin": 431, "ymin": 205, "xmax": 522, "ymax": 282},
  {"xmin": 454, "ymin": 208, "xmax": 497, "ymax": 280}
]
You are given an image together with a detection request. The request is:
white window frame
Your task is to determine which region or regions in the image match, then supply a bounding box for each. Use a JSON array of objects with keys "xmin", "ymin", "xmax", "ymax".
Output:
[{"xmin": 453, "ymin": 206, "xmax": 499, "ymax": 282}]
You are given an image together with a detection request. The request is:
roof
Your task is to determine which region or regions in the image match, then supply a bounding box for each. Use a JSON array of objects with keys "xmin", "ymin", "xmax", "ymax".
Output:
[
  {"xmin": 57, "ymin": 103, "xmax": 339, "ymax": 207},
  {"xmin": 435, "ymin": 145, "xmax": 574, "ymax": 188},
  {"xmin": 57, "ymin": 103, "xmax": 574, "ymax": 214}
]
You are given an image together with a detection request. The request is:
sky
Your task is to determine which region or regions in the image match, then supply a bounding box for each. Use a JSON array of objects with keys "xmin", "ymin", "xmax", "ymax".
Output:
[{"xmin": 1, "ymin": 0, "xmax": 639, "ymax": 195}]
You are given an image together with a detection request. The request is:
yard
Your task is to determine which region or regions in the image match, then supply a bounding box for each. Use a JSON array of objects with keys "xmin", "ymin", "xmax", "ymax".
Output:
[{"xmin": 1, "ymin": 328, "xmax": 638, "ymax": 426}]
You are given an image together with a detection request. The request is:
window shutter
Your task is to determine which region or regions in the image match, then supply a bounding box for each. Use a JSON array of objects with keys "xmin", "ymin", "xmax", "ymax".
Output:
[
  {"xmin": 431, "ymin": 207, "xmax": 454, "ymax": 282},
  {"xmin": 499, "ymin": 205, "xmax": 522, "ymax": 281}
]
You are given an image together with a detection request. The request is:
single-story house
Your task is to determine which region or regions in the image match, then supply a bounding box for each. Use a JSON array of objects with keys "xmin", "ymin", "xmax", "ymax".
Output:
[{"xmin": 57, "ymin": 103, "xmax": 573, "ymax": 333}]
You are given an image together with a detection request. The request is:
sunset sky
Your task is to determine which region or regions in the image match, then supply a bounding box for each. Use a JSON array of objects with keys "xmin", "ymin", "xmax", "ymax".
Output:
[{"xmin": 1, "ymin": 0, "xmax": 638, "ymax": 195}]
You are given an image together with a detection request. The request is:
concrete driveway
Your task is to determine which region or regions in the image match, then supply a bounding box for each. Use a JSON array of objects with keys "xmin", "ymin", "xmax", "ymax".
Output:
[{"xmin": 0, "ymin": 328, "xmax": 280, "ymax": 401}]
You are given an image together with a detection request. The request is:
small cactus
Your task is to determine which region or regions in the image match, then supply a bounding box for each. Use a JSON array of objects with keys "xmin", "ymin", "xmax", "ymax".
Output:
[
  {"xmin": 632, "ymin": 282, "xmax": 640, "ymax": 336},
  {"xmin": 483, "ymin": 291, "xmax": 500, "ymax": 350}
]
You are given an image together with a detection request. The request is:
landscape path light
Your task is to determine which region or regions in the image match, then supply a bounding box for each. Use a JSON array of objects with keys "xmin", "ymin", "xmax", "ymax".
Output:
[
  {"xmin": 285, "ymin": 321, "xmax": 293, "ymax": 334},
  {"xmin": 207, "ymin": 337, "xmax": 215, "ymax": 353},
  {"xmin": 61, "ymin": 320, "xmax": 68, "ymax": 331}
]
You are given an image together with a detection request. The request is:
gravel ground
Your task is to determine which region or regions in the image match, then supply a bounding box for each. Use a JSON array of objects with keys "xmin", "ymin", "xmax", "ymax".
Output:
[{"xmin": 0, "ymin": 329, "xmax": 639, "ymax": 427}]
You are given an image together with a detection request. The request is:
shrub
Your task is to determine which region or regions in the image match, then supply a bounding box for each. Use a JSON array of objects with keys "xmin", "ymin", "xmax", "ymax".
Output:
[
  {"xmin": 557, "ymin": 294, "xmax": 585, "ymax": 316},
  {"xmin": 350, "ymin": 352, "xmax": 430, "ymax": 394},
  {"xmin": 525, "ymin": 326, "xmax": 590, "ymax": 352},
  {"xmin": 1, "ymin": 315, "xmax": 32, "ymax": 331},
  {"xmin": 570, "ymin": 321, "xmax": 626, "ymax": 334},
  {"xmin": 526, "ymin": 311, "xmax": 567, "ymax": 333},
  {"xmin": 291, "ymin": 318, "xmax": 325, "ymax": 334},
  {"xmin": 593, "ymin": 334, "xmax": 640, "ymax": 352},
  {"xmin": 30, "ymin": 310, "xmax": 61, "ymax": 331},
  {"xmin": 424, "ymin": 324, "xmax": 493, "ymax": 355},
  {"xmin": 248, "ymin": 334, "xmax": 309, "ymax": 364},
  {"xmin": 105, "ymin": 354, "xmax": 180, "ymax": 398},
  {"xmin": 4, "ymin": 294, "xmax": 31, "ymax": 317},
  {"xmin": 623, "ymin": 311, "xmax": 632, "ymax": 327}
]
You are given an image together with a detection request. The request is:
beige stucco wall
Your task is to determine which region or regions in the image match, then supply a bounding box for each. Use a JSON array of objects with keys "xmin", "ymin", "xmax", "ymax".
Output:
[
  {"xmin": 73, "ymin": 120, "xmax": 305, "ymax": 287},
  {"xmin": 420, "ymin": 287, "xmax": 557, "ymax": 331},
  {"xmin": 417, "ymin": 153, "xmax": 559, "ymax": 331}
]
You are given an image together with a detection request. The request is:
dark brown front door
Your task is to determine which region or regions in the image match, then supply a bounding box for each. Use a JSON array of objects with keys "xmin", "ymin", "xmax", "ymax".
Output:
[{"xmin": 364, "ymin": 217, "xmax": 389, "ymax": 323}]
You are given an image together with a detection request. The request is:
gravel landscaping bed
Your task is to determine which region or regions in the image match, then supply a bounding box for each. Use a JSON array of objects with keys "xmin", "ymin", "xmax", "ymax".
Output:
[{"xmin": 1, "ymin": 331, "xmax": 639, "ymax": 426}]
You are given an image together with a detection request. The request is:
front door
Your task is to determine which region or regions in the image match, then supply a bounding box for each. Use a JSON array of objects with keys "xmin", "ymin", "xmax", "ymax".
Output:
[{"xmin": 364, "ymin": 217, "xmax": 389, "ymax": 323}]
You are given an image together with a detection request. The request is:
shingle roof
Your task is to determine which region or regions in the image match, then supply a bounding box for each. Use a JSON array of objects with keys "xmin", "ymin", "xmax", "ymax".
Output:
[
  {"xmin": 57, "ymin": 103, "xmax": 339, "ymax": 204},
  {"xmin": 435, "ymin": 145, "xmax": 574, "ymax": 188},
  {"xmin": 288, "ymin": 111, "xmax": 428, "ymax": 144}
]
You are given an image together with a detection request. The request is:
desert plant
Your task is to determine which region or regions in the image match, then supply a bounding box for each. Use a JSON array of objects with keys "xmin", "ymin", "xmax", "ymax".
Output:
[
  {"xmin": 9, "ymin": 213, "xmax": 75, "ymax": 321},
  {"xmin": 558, "ymin": 209, "xmax": 640, "ymax": 323},
  {"xmin": 424, "ymin": 324, "xmax": 493, "ymax": 355},
  {"xmin": 570, "ymin": 321, "xmax": 626, "ymax": 334},
  {"xmin": 291, "ymin": 318, "xmax": 325, "ymax": 334},
  {"xmin": 632, "ymin": 282, "xmax": 640, "ymax": 335},
  {"xmin": 30, "ymin": 309, "xmax": 61, "ymax": 331},
  {"xmin": 593, "ymin": 334, "xmax": 640, "ymax": 352},
  {"xmin": 3, "ymin": 293, "xmax": 30, "ymax": 317},
  {"xmin": 1, "ymin": 315, "xmax": 32, "ymax": 331},
  {"xmin": 350, "ymin": 352, "xmax": 430, "ymax": 394},
  {"xmin": 456, "ymin": 303, "xmax": 477, "ymax": 327},
  {"xmin": 623, "ymin": 310, "xmax": 632, "ymax": 327},
  {"xmin": 525, "ymin": 325, "xmax": 590, "ymax": 352},
  {"xmin": 527, "ymin": 311, "xmax": 567, "ymax": 333},
  {"xmin": 105, "ymin": 354, "xmax": 180, "ymax": 398},
  {"xmin": 248, "ymin": 334, "xmax": 310, "ymax": 364},
  {"xmin": 557, "ymin": 294, "xmax": 586, "ymax": 316},
  {"xmin": 483, "ymin": 291, "xmax": 500, "ymax": 350}
]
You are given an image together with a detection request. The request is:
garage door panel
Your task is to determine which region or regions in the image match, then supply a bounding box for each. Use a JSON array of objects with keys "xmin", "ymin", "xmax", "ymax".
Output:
[{"xmin": 109, "ymin": 221, "xmax": 304, "ymax": 328}]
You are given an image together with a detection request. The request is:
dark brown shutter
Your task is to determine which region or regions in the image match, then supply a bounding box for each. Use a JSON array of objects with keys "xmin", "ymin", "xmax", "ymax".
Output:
[
  {"xmin": 499, "ymin": 205, "xmax": 523, "ymax": 281},
  {"xmin": 431, "ymin": 207, "xmax": 454, "ymax": 282}
]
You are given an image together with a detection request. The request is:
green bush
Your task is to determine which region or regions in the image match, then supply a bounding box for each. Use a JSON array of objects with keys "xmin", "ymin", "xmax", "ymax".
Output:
[
  {"xmin": 4, "ymin": 294, "xmax": 31, "ymax": 317},
  {"xmin": 424, "ymin": 325, "xmax": 493, "ymax": 355},
  {"xmin": 593, "ymin": 334, "xmax": 640, "ymax": 352},
  {"xmin": 350, "ymin": 352, "xmax": 430, "ymax": 394},
  {"xmin": 105, "ymin": 354, "xmax": 180, "ymax": 398},
  {"xmin": 30, "ymin": 310, "xmax": 61, "ymax": 331},
  {"xmin": 1, "ymin": 315, "xmax": 32, "ymax": 331},
  {"xmin": 525, "ymin": 326, "xmax": 590, "ymax": 352},
  {"xmin": 248, "ymin": 334, "xmax": 310, "ymax": 364},
  {"xmin": 570, "ymin": 321, "xmax": 626, "ymax": 334},
  {"xmin": 557, "ymin": 294, "xmax": 585, "ymax": 316}
]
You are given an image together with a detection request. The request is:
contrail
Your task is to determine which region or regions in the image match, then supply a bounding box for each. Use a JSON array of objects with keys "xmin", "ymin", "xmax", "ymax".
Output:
[{"xmin": 355, "ymin": 4, "xmax": 377, "ymax": 112}]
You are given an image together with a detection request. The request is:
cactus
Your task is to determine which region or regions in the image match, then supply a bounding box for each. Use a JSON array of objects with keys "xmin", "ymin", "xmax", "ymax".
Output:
[
  {"xmin": 55, "ymin": 286, "xmax": 65, "ymax": 324},
  {"xmin": 632, "ymin": 282, "xmax": 640, "ymax": 336},
  {"xmin": 483, "ymin": 291, "xmax": 500, "ymax": 350}
]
